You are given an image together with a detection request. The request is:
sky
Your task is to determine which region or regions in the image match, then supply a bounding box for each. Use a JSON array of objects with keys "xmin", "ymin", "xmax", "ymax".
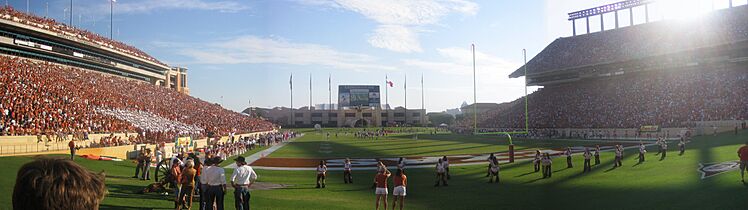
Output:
[{"xmin": 10, "ymin": 0, "xmax": 744, "ymax": 113}]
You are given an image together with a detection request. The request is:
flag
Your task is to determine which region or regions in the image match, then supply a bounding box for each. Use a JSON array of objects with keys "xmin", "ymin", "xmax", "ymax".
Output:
[
  {"xmin": 289, "ymin": 74, "xmax": 293, "ymax": 90},
  {"xmin": 387, "ymin": 81, "xmax": 394, "ymax": 87}
]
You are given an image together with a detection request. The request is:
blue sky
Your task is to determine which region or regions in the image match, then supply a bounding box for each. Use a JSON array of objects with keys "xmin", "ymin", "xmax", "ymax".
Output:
[{"xmin": 12, "ymin": 0, "xmax": 742, "ymax": 112}]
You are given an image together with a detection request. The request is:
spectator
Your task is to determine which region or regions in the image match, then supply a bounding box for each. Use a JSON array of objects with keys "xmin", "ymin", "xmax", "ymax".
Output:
[{"xmin": 13, "ymin": 158, "xmax": 106, "ymax": 209}]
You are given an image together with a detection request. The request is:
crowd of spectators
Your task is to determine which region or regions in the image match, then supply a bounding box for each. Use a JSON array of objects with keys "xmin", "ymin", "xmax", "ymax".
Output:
[
  {"xmin": 512, "ymin": 4, "xmax": 748, "ymax": 77},
  {"xmin": 0, "ymin": 56, "xmax": 276, "ymax": 141},
  {"xmin": 459, "ymin": 66, "xmax": 748, "ymax": 129},
  {"xmin": 0, "ymin": 6, "xmax": 166, "ymax": 66}
]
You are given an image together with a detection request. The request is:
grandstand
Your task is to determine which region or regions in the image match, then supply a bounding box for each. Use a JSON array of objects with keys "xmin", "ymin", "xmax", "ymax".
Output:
[
  {"xmin": 0, "ymin": 6, "xmax": 275, "ymax": 152},
  {"xmin": 458, "ymin": 3, "xmax": 748, "ymax": 137}
]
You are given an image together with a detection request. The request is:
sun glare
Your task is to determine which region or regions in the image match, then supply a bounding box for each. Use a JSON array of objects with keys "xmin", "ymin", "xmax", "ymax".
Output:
[{"xmin": 657, "ymin": 0, "xmax": 714, "ymax": 20}]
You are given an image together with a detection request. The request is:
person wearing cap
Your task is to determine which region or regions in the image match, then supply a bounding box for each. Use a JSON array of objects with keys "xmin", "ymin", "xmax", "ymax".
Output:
[{"xmin": 231, "ymin": 156, "xmax": 257, "ymax": 210}]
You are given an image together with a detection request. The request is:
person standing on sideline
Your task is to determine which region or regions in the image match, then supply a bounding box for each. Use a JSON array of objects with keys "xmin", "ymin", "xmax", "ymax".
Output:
[
  {"xmin": 738, "ymin": 142, "xmax": 748, "ymax": 182},
  {"xmin": 68, "ymin": 139, "xmax": 76, "ymax": 160},
  {"xmin": 178, "ymin": 159, "xmax": 197, "ymax": 210},
  {"xmin": 171, "ymin": 159, "xmax": 183, "ymax": 209},
  {"xmin": 374, "ymin": 165, "xmax": 391, "ymax": 210},
  {"xmin": 533, "ymin": 150, "xmax": 541, "ymax": 172},
  {"xmin": 594, "ymin": 145, "xmax": 601, "ymax": 165},
  {"xmin": 565, "ymin": 147, "xmax": 573, "ymax": 168},
  {"xmin": 638, "ymin": 142, "xmax": 647, "ymax": 163},
  {"xmin": 488, "ymin": 157, "xmax": 500, "ymax": 183},
  {"xmin": 344, "ymin": 158, "xmax": 353, "ymax": 184},
  {"xmin": 392, "ymin": 169, "xmax": 407, "ymax": 210},
  {"xmin": 679, "ymin": 137, "xmax": 686, "ymax": 156},
  {"xmin": 434, "ymin": 158, "xmax": 448, "ymax": 187},
  {"xmin": 202, "ymin": 157, "xmax": 227, "ymax": 210},
  {"xmin": 316, "ymin": 160, "xmax": 327, "ymax": 188},
  {"xmin": 661, "ymin": 142, "xmax": 668, "ymax": 160},
  {"xmin": 614, "ymin": 145, "xmax": 623, "ymax": 167},
  {"xmin": 231, "ymin": 156, "xmax": 258, "ymax": 210},
  {"xmin": 583, "ymin": 148, "xmax": 592, "ymax": 173},
  {"xmin": 541, "ymin": 153, "xmax": 552, "ymax": 178},
  {"xmin": 486, "ymin": 153, "xmax": 497, "ymax": 177},
  {"xmin": 442, "ymin": 156, "xmax": 451, "ymax": 180},
  {"xmin": 133, "ymin": 148, "xmax": 145, "ymax": 178},
  {"xmin": 142, "ymin": 148, "xmax": 153, "ymax": 180},
  {"xmin": 397, "ymin": 157, "xmax": 406, "ymax": 170}
]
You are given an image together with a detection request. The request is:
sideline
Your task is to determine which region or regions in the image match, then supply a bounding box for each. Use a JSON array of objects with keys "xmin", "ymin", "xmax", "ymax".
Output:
[{"xmin": 223, "ymin": 134, "xmax": 304, "ymax": 169}]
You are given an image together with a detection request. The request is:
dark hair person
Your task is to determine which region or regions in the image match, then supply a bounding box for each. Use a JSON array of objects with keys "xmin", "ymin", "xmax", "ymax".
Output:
[{"xmin": 13, "ymin": 158, "xmax": 106, "ymax": 210}]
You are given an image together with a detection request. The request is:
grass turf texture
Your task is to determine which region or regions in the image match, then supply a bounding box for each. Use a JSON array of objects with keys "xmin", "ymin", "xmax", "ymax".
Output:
[
  {"xmin": 269, "ymin": 128, "xmax": 600, "ymax": 158},
  {"xmin": 0, "ymin": 129, "xmax": 747, "ymax": 209}
]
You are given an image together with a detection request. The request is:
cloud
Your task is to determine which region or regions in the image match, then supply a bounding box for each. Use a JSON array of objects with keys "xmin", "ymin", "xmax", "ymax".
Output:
[
  {"xmin": 402, "ymin": 47, "xmax": 537, "ymax": 103},
  {"xmin": 115, "ymin": 0, "xmax": 249, "ymax": 13},
  {"xmin": 167, "ymin": 35, "xmax": 395, "ymax": 71},
  {"xmin": 302, "ymin": 0, "xmax": 478, "ymax": 53}
]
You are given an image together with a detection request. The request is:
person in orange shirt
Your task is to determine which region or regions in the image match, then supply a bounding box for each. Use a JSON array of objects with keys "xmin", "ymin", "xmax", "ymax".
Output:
[
  {"xmin": 738, "ymin": 142, "xmax": 748, "ymax": 182},
  {"xmin": 392, "ymin": 169, "xmax": 407, "ymax": 210},
  {"xmin": 171, "ymin": 159, "xmax": 183, "ymax": 209},
  {"xmin": 178, "ymin": 159, "xmax": 196, "ymax": 210},
  {"xmin": 374, "ymin": 163, "xmax": 391, "ymax": 210}
]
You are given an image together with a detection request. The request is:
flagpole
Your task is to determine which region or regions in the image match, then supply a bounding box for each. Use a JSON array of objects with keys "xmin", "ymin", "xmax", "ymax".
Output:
[
  {"xmin": 386, "ymin": 74, "xmax": 389, "ymax": 110},
  {"xmin": 472, "ymin": 44, "xmax": 477, "ymax": 134},
  {"xmin": 523, "ymin": 49, "xmax": 529, "ymax": 133},
  {"xmin": 309, "ymin": 73, "xmax": 312, "ymax": 111},
  {"xmin": 290, "ymin": 73, "xmax": 294, "ymax": 126},
  {"xmin": 110, "ymin": 0, "xmax": 114, "ymax": 40},
  {"xmin": 421, "ymin": 73, "xmax": 424, "ymax": 126},
  {"xmin": 328, "ymin": 74, "xmax": 332, "ymax": 124},
  {"xmin": 404, "ymin": 74, "xmax": 407, "ymax": 125}
]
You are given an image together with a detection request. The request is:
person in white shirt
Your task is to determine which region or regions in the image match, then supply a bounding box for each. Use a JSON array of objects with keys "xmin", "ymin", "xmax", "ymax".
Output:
[
  {"xmin": 488, "ymin": 157, "xmax": 500, "ymax": 183},
  {"xmin": 343, "ymin": 158, "xmax": 353, "ymax": 184},
  {"xmin": 316, "ymin": 161, "xmax": 327, "ymax": 188},
  {"xmin": 201, "ymin": 157, "xmax": 226, "ymax": 210},
  {"xmin": 614, "ymin": 145, "xmax": 623, "ymax": 167},
  {"xmin": 231, "ymin": 156, "xmax": 257, "ymax": 210},
  {"xmin": 594, "ymin": 145, "xmax": 601, "ymax": 165},
  {"xmin": 533, "ymin": 150, "xmax": 541, "ymax": 172},
  {"xmin": 434, "ymin": 158, "xmax": 447, "ymax": 187},
  {"xmin": 583, "ymin": 148, "xmax": 592, "ymax": 173},
  {"xmin": 442, "ymin": 156, "xmax": 451, "ymax": 180},
  {"xmin": 541, "ymin": 153, "xmax": 552, "ymax": 178},
  {"xmin": 660, "ymin": 141, "xmax": 668, "ymax": 160},
  {"xmin": 638, "ymin": 142, "xmax": 647, "ymax": 163}
]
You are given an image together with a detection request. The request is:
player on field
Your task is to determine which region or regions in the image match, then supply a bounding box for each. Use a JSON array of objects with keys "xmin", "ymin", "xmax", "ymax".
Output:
[
  {"xmin": 614, "ymin": 145, "xmax": 623, "ymax": 167},
  {"xmin": 486, "ymin": 153, "xmax": 497, "ymax": 177},
  {"xmin": 533, "ymin": 150, "xmax": 542, "ymax": 172},
  {"xmin": 583, "ymin": 148, "xmax": 592, "ymax": 173},
  {"xmin": 739, "ymin": 142, "xmax": 748, "ymax": 183},
  {"xmin": 442, "ymin": 156, "xmax": 451, "ymax": 180},
  {"xmin": 316, "ymin": 160, "xmax": 327, "ymax": 188},
  {"xmin": 565, "ymin": 147, "xmax": 573, "ymax": 168},
  {"xmin": 638, "ymin": 142, "xmax": 646, "ymax": 163},
  {"xmin": 392, "ymin": 169, "xmax": 407, "ymax": 210},
  {"xmin": 344, "ymin": 158, "xmax": 353, "ymax": 184},
  {"xmin": 488, "ymin": 157, "xmax": 500, "ymax": 183},
  {"xmin": 374, "ymin": 166, "xmax": 391, "ymax": 210},
  {"xmin": 541, "ymin": 153, "xmax": 552, "ymax": 178},
  {"xmin": 678, "ymin": 137, "xmax": 686, "ymax": 156},
  {"xmin": 434, "ymin": 158, "xmax": 448, "ymax": 187},
  {"xmin": 594, "ymin": 145, "xmax": 601, "ymax": 165},
  {"xmin": 660, "ymin": 142, "xmax": 668, "ymax": 160}
]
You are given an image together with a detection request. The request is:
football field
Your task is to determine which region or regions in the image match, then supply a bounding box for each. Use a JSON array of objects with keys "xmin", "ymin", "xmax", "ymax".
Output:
[{"xmin": 1, "ymin": 129, "xmax": 747, "ymax": 209}]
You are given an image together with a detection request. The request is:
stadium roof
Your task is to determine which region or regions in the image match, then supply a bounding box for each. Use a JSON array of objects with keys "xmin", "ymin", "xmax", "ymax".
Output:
[{"xmin": 510, "ymin": 5, "xmax": 748, "ymax": 78}]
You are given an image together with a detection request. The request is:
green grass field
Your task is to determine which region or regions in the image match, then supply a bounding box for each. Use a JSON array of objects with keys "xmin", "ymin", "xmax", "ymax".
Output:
[
  {"xmin": 2, "ymin": 129, "xmax": 748, "ymax": 209},
  {"xmin": 270, "ymin": 129, "xmax": 607, "ymax": 158}
]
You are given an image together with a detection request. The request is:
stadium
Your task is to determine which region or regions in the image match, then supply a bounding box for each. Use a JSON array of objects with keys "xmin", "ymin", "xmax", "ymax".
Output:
[{"xmin": 1, "ymin": 0, "xmax": 748, "ymax": 210}]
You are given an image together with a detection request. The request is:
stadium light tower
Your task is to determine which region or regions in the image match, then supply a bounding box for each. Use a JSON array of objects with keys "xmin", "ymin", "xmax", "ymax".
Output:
[{"xmin": 472, "ymin": 44, "xmax": 477, "ymax": 135}]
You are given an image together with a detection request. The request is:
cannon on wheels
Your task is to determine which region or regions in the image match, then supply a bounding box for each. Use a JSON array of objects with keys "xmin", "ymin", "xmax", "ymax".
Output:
[{"xmin": 154, "ymin": 158, "xmax": 173, "ymax": 188}]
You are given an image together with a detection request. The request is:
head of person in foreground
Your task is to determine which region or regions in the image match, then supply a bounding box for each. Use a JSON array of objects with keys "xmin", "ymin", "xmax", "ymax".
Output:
[{"xmin": 13, "ymin": 157, "xmax": 106, "ymax": 210}]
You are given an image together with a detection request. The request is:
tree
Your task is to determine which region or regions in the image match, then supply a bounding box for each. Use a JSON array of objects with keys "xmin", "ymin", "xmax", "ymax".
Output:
[{"xmin": 427, "ymin": 112, "xmax": 455, "ymax": 126}]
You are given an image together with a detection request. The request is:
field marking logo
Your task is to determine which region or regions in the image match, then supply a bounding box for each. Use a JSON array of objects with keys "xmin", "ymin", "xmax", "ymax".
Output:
[{"xmin": 697, "ymin": 161, "xmax": 740, "ymax": 179}]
